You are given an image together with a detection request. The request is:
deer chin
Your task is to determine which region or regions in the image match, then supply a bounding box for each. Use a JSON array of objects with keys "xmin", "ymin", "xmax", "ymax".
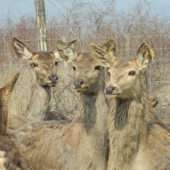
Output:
[
  {"xmin": 73, "ymin": 83, "xmax": 89, "ymax": 93},
  {"xmin": 42, "ymin": 82, "xmax": 58, "ymax": 87},
  {"xmin": 48, "ymin": 83, "xmax": 57, "ymax": 87},
  {"xmin": 44, "ymin": 80, "xmax": 59, "ymax": 87},
  {"xmin": 105, "ymin": 93, "xmax": 120, "ymax": 98},
  {"xmin": 74, "ymin": 87, "xmax": 88, "ymax": 93}
]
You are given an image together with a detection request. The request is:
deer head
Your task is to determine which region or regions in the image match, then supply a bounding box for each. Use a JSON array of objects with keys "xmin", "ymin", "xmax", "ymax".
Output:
[
  {"xmin": 56, "ymin": 39, "xmax": 116, "ymax": 94},
  {"xmin": 91, "ymin": 42, "xmax": 154, "ymax": 99},
  {"xmin": 12, "ymin": 37, "xmax": 61, "ymax": 87}
]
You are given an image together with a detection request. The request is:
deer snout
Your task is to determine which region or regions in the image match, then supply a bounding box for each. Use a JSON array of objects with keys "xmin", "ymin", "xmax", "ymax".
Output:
[
  {"xmin": 48, "ymin": 74, "xmax": 58, "ymax": 83},
  {"xmin": 74, "ymin": 79, "xmax": 84, "ymax": 89},
  {"xmin": 106, "ymin": 86, "xmax": 116, "ymax": 94}
]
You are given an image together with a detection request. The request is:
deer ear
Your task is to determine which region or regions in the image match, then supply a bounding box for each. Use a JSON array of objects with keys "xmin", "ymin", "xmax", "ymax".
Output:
[
  {"xmin": 68, "ymin": 39, "xmax": 77, "ymax": 49},
  {"xmin": 12, "ymin": 37, "xmax": 33, "ymax": 60},
  {"xmin": 101, "ymin": 39, "xmax": 116, "ymax": 56},
  {"xmin": 136, "ymin": 42, "xmax": 154, "ymax": 68},
  {"xmin": 90, "ymin": 44, "xmax": 115, "ymax": 67},
  {"xmin": 56, "ymin": 39, "xmax": 77, "ymax": 62},
  {"xmin": 3, "ymin": 71, "xmax": 20, "ymax": 96},
  {"xmin": 53, "ymin": 50, "xmax": 62, "ymax": 61}
]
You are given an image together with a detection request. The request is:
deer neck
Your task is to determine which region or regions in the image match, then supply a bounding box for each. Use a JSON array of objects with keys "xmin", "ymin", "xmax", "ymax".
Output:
[
  {"xmin": 108, "ymin": 74, "xmax": 151, "ymax": 170},
  {"xmin": 81, "ymin": 92, "xmax": 108, "ymax": 134},
  {"xmin": 108, "ymin": 98, "xmax": 144, "ymax": 170},
  {"xmin": 80, "ymin": 70, "xmax": 109, "ymax": 137},
  {"xmin": 26, "ymin": 82, "xmax": 51, "ymax": 121},
  {"xmin": 0, "ymin": 102, "xmax": 8, "ymax": 135}
]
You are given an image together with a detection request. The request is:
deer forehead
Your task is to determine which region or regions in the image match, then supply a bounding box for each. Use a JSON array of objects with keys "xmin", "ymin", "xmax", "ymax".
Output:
[
  {"xmin": 31, "ymin": 52, "xmax": 56, "ymax": 63},
  {"xmin": 75, "ymin": 53, "xmax": 99, "ymax": 68},
  {"xmin": 109, "ymin": 58, "xmax": 139, "ymax": 75}
]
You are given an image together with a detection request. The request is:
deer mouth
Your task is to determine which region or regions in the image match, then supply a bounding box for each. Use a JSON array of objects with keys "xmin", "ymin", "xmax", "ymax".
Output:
[
  {"xmin": 74, "ymin": 86, "xmax": 88, "ymax": 93},
  {"xmin": 45, "ymin": 78, "xmax": 59, "ymax": 87},
  {"xmin": 46, "ymin": 82, "xmax": 58, "ymax": 87},
  {"xmin": 105, "ymin": 93, "xmax": 120, "ymax": 98},
  {"xmin": 49, "ymin": 84, "xmax": 56, "ymax": 87},
  {"xmin": 73, "ymin": 82, "xmax": 88, "ymax": 93}
]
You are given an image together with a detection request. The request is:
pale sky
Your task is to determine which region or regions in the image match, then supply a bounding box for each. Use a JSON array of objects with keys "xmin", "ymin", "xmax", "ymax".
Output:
[{"xmin": 0, "ymin": 0, "xmax": 170, "ymax": 20}]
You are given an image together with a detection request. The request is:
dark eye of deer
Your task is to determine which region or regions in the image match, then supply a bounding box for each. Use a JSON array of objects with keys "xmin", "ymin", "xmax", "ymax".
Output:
[
  {"xmin": 72, "ymin": 66, "xmax": 76, "ymax": 71},
  {"xmin": 94, "ymin": 66, "xmax": 100, "ymax": 70},
  {"xmin": 108, "ymin": 72, "xmax": 111, "ymax": 76},
  {"xmin": 32, "ymin": 62, "xmax": 38, "ymax": 67},
  {"xmin": 129, "ymin": 71, "xmax": 135, "ymax": 75},
  {"xmin": 55, "ymin": 61, "xmax": 58, "ymax": 66}
]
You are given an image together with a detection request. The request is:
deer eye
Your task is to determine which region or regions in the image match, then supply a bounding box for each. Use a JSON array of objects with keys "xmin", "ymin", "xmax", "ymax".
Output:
[
  {"xmin": 55, "ymin": 61, "xmax": 58, "ymax": 66},
  {"xmin": 32, "ymin": 62, "xmax": 38, "ymax": 67},
  {"xmin": 129, "ymin": 71, "xmax": 135, "ymax": 75},
  {"xmin": 72, "ymin": 66, "xmax": 76, "ymax": 71},
  {"xmin": 94, "ymin": 66, "xmax": 100, "ymax": 70},
  {"xmin": 108, "ymin": 72, "xmax": 111, "ymax": 76}
]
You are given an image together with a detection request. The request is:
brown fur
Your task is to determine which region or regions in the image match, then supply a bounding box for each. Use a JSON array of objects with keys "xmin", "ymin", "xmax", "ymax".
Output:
[
  {"xmin": 48, "ymin": 110, "xmax": 80, "ymax": 120},
  {"xmin": 0, "ymin": 72, "xmax": 32, "ymax": 170},
  {"xmin": 0, "ymin": 72, "xmax": 20, "ymax": 135},
  {"xmin": 92, "ymin": 42, "xmax": 170, "ymax": 170},
  {"xmin": 0, "ymin": 151, "xmax": 6, "ymax": 170},
  {"xmin": 6, "ymin": 40, "xmax": 110, "ymax": 170}
]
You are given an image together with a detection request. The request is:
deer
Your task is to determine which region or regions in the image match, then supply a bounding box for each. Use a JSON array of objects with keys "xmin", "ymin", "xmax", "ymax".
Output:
[
  {"xmin": 91, "ymin": 41, "xmax": 170, "ymax": 170},
  {"xmin": 99, "ymin": 40, "xmax": 166, "ymax": 124},
  {"xmin": 0, "ymin": 72, "xmax": 32, "ymax": 170},
  {"xmin": 47, "ymin": 39, "xmax": 119, "ymax": 121},
  {"xmin": 10, "ymin": 37, "xmax": 72, "ymax": 122},
  {"xmin": 6, "ymin": 39, "xmax": 113, "ymax": 170}
]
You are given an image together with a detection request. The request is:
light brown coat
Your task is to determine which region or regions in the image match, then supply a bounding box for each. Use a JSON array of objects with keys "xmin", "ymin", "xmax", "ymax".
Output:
[{"xmin": 91, "ymin": 42, "xmax": 170, "ymax": 170}]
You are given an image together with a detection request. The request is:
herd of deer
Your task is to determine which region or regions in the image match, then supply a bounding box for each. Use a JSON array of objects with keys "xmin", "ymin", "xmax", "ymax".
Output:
[{"xmin": 0, "ymin": 37, "xmax": 170, "ymax": 170}]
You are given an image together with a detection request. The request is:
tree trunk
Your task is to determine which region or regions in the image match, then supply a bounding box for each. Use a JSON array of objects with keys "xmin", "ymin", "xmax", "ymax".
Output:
[{"xmin": 34, "ymin": 0, "xmax": 47, "ymax": 51}]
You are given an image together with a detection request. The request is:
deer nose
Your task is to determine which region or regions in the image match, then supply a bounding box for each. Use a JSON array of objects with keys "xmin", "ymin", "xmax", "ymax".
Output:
[
  {"xmin": 106, "ymin": 86, "xmax": 116, "ymax": 94},
  {"xmin": 48, "ymin": 74, "xmax": 58, "ymax": 83},
  {"xmin": 74, "ymin": 79, "xmax": 84, "ymax": 88}
]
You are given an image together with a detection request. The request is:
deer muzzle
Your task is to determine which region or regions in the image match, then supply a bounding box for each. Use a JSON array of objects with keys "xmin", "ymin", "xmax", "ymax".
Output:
[
  {"xmin": 106, "ymin": 86, "xmax": 116, "ymax": 94},
  {"xmin": 73, "ymin": 79, "xmax": 85, "ymax": 89},
  {"xmin": 48, "ymin": 74, "xmax": 58, "ymax": 83}
]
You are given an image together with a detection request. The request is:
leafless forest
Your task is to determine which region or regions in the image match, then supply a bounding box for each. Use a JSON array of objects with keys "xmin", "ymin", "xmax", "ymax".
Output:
[{"xmin": 0, "ymin": 0, "xmax": 170, "ymax": 117}]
